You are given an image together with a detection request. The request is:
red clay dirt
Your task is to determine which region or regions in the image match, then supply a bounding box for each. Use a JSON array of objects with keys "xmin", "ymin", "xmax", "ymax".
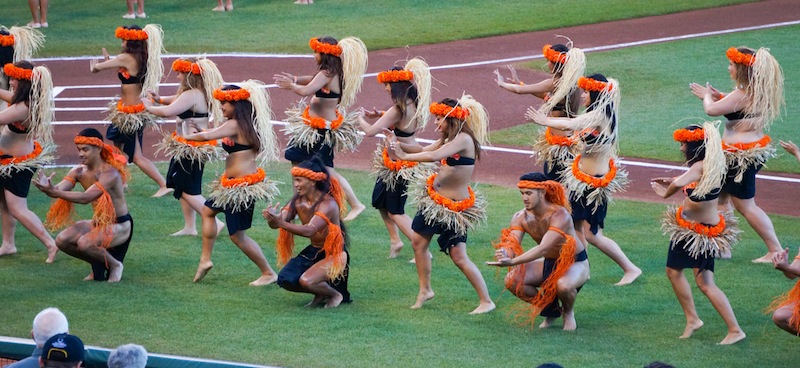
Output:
[{"xmin": 42, "ymin": 0, "xmax": 800, "ymax": 216}]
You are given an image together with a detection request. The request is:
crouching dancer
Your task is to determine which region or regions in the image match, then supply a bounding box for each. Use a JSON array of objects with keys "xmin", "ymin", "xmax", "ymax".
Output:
[
  {"xmin": 35, "ymin": 128, "xmax": 132, "ymax": 282},
  {"xmin": 487, "ymin": 172, "xmax": 590, "ymax": 330},
  {"xmin": 262, "ymin": 157, "xmax": 351, "ymax": 308}
]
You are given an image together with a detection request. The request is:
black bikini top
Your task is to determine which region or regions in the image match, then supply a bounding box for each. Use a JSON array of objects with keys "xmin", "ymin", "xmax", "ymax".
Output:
[
  {"xmin": 723, "ymin": 110, "xmax": 747, "ymax": 121},
  {"xmin": 392, "ymin": 127, "xmax": 414, "ymax": 138},
  {"xmin": 221, "ymin": 138, "xmax": 253, "ymax": 154},
  {"xmin": 441, "ymin": 154, "xmax": 475, "ymax": 166},
  {"xmin": 118, "ymin": 68, "xmax": 142, "ymax": 85},
  {"xmin": 315, "ymin": 88, "xmax": 341, "ymax": 99},
  {"xmin": 683, "ymin": 183, "xmax": 721, "ymax": 202},
  {"xmin": 177, "ymin": 109, "xmax": 209, "ymax": 120},
  {"xmin": 8, "ymin": 122, "xmax": 29, "ymax": 134}
]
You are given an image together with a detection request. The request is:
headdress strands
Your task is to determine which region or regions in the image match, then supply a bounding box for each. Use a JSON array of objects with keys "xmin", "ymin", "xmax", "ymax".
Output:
[
  {"xmin": 172, "ymin": 59, "xmax": 201, "ymax": 75},
  {"xmin": 429, "ymin": 102, "xmax": 469, "ymax": 120},
  {"xmin": 542, "ymin": 44, "xmax": 567, "ymax": 64},
  {"xmin": 3, "ymin": 63, "xmax": 32, "ymax": 80},
  {"xmin": 115, "ymin": 27, "xmax": 149, "ymax": 41},
  {"xmin": 309, "ymin": 38, "xmax": 342, "ymax": 57},
  {"xmin": 673, "ymin": 128, "xmax": 705, "ymax": 142},
  {"xmin": 213, "ymin": 88, "xmax": 250, "ymax": 102},
  {"xmin": 291, "ymin": 167, "xmax": 327, "ymax": 182},
  {"xmin": 726, "ymin": 47, "xmax": 755, "ymax": 66},
  {"xmin": 377, "ymin": 70, "xmax": 413, "ymax": 84},
  {"xmin": 578, "ymin": 76, "xmax": 612, "ymax": 92}
]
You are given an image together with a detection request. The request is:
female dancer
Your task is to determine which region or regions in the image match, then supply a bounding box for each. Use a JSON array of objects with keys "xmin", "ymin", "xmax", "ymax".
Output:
[
  {"xmin": 90, "ymin": 24, "xmax": 170, "ymax": 197},
  {"xmin": 387, "ymin": 96, "xmax": 495, "ymax": 314},
  {"xmin": 183, "ymin": 81, "xmax": 280, "ymax": 286},
  {"xmin": 528, "ymin": 74, "xmax": 641, "ymax": 285},
  {"xmin": 494, "ymin": 42, "xmax": 585, "ymax": 180},
  {"xmin": 1, "ymin": 26, "xmax": 44, "ymax": 92},
  {"xmin": 690, "ymin": 46, "xmax": 784, "ymax": 263},
  {"xmin": 0, "ymin": 60, "xmax": 57, "ymax": 262},
  {"xmin": 651, "ymin": 121, "xmax": 745, "ymax": 345},
  {"xmin": 264, "ymin": 156, "xmax": 350, "ymax": 308},
  {"xmin": 357, "ymin": 58, "xmax": 433, "ymax": 258},
  {"xmin": 273, "ymin": 36, "xmax": 368, "ymax": 221},
  {"xmin": 143, "ymin": 57, "xmax": 225, "ymax": 236}
]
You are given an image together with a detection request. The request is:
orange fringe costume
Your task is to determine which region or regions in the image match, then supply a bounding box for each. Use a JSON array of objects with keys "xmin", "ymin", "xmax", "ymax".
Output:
[
  {"xmin": 409, "ymin": 172, "xmax": 487, "ymax": 237},
  {"xmin": 275, "ymin": 166, "xmax": 347, "ymax": 280},
  {"xmin": 283, "ymin": 103, "xmax": 362, "ymax": 154},
  {"xmin": 770, "ymin": 275, "xmax": 800, "ymax": 336},
  {"xmin": 492, "ymin": 225, "xmax": 527, "ymax": 298},
  {"xmin": 559, "ymin": 154, "xmax": 628, "ymax": 213},
  {"xmin": 661, "ymin": 205, "xmax": 741, "ymax": 259},
  {"xmin": 722, "ymin": 135, "xmax": 776, "ymax": 183}
]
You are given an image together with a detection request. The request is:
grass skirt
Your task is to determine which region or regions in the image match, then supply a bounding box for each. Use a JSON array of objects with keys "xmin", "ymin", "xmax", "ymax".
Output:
[
  {"xmin": 0, "ymin": 141, "xmax": 55, "ymax": 178},
  {"xmin": 371, "ymin": 143, "xmax": 435, "ymax": 191},
  {"xmin": 155, "ymin": 132, "xmax": 225, "ymax": 164},
  {"xmin": 207, "ymin": 173, "xmax": 280, "ymax": 213},
  {"xmin": 283, "ymin": 101, "xmax": 362, "ymax": 153},
  {"xmin": 106, "ymin": 100, "xmax": 160, "ymax": 135},
  {"xmin": 661, "ymin": 206, "xmax": 741, "ymax": 258},
  {"xmin": 724, "ymin": 144, "xmax": 776, "ymax": 183},
  {"xmin": 559, "ymin": 157, "xmax": 628, "ymax": 213},
  {"xmin": 409, "ymin": 179, "xmax": 487, "ymax": 236}
]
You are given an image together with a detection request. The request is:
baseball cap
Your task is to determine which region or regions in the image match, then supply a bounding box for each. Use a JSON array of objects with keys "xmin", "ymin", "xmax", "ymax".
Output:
[{"xmin": 42, "ymin": 333, "xmax": 85, "ymax": 363}]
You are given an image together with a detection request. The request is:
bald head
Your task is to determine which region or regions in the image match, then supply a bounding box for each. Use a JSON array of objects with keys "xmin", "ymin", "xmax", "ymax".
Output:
[{"xmin": 32, "ymin": 308, "xmax": 68, "ymax": 347}]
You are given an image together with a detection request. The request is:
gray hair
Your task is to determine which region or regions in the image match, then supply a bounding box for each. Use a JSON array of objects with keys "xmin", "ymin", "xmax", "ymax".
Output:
[
  {"xmin": 32, "ymin": 308, "xmax": 68, "ymax": 346},
  {"xmin": 108, "ymin": 344, "xmax": 148, "ymax": 368}
]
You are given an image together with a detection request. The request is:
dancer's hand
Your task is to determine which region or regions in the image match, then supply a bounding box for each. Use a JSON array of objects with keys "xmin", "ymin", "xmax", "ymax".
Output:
[
  {"xmin": 89, "ymin": 58, "xmax": 100, "ymax": 73},
  {"xmin": 140, "ymin": 97, "xmax": 153, "ymax": 107},
  {"xmin": 33, "ymin": 171, "xmax": 56, "ymax": 195},
  {"xmin": 780, "ymin": 140, "xmax": 800, "ymax": 162},
  {"xmin": 689, "ymin": 82, "xmax": 709, "ymax": 99},
  {"xmin": 273, "ymin": 72, "xmax": 294, "ymax": 89},
  {"xmin": 507, "ymin": 65, "xmax": 521, "ymax": 84},
  {"xmin": 493, "ymin": 69, "xmax": 505, "ymax": 85},
  {"xmin": 772, "ymin": 247, "xmax": 790, "ymax": 271},
  {"xmin": 101, "ymin": 48, "xmax": 110, "ymax": 61},
  {"xmin": 262, "ymin": 203, "xmax": 283, "ymax": 227},
  {"xmin": 486, "ymin": 249, "xmax": 513, "ymax": 267},
  {"xmin": 525, "ymin": 106, "xmax": 545, "ymax": 124},
  {"xmin": 706, "ymin": 83, "xmax": 723, "ymax": 100},
  {"xmin": 650, "ymin": 177, "xmax": 673, "ymax": 186},
  {"xmin": 361, "ymin": 107, "xmax": 381, "ymax": 119},
  {"xmin": 650, "ymin": 177, "xmax": 671, "ymax": 197}
]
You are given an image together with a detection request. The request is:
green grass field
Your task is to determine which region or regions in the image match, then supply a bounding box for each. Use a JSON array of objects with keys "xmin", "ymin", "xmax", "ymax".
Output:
[{"xmin": 1, "ymin": 163, "xmax": 799, "ymax": 367}]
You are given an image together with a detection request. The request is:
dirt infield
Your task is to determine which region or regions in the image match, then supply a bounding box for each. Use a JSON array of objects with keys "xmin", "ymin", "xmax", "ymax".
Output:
[{"xmin": 42, "ymin": 0, "xmax": 800, "ymax": 216}]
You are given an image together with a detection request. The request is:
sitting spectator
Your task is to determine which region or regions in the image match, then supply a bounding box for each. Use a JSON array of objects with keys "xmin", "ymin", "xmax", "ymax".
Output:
[
  {"xmin": 39, "ymin": 333, "xmax": 84, "ymax": 368},
  {"xmin": 7, "ymin": 308, "xmax": 68, "ymax": 368},
  {"xmin": 108, "ymin": 344, "xmax": 147, "ymax": 368}
]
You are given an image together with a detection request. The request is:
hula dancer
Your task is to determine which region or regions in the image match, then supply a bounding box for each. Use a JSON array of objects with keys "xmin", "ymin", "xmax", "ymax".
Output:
[
  {"xmin": 273, "ymin": 36, "xmax": 368, "ymax": 221},
  {"xmin": 0, "ymin": 25, "xmax": 44, "ymax": 93}
]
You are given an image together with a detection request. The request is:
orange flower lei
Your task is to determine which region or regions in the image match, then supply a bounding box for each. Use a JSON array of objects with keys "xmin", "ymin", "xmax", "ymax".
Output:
[
  {"xmin": 301, "ymin": 106, "xmax": 343, "ymax": 130},
  {"xmin": 722, "ymin": 135, "xmax": 771, "ymax": 151},
  {"xmin": 309, "ymin": 37, "xmax": 342, "ymax": 57},
  {"xmin": 676, "ymin": 206, "xmax": 725, "ymax": 237},
  {"xmin": 542, "ymin": 44, "xmax": 567, "ymax": 64},
  {"xmin": 220, "ymin": 167, "xmax": 266, "ymax": 188},
  {"xmin": 213, "ymin": 88, "xmax": 250, "ymax": 102},
  {"xmin": 0, "ymin": 34, "xmax": 14, "ymax": 47},
  {"xmin": 291, "ymin": 166, "xmax": 327, "ymax": 181},
  {"xmin": 426, "ymin": 173, "xmax": 475, "ymax": 212},
  {"xmin": 673, "ymin": 128, "xmax": 705, "ymax": 142},
  {"xmin": 382, "ymin": 147, "xmax": 418, "ymax": 171},
  {"xmin": 377, "ymin": 70, "xmax": 413, "ymax": 84},
  {"xmin": 429, "ymin": 102, "xmax": 469, "ymax": 120},
  {"xmin": 172, "ymin": 59, "xmax": 201, "ymax": 75},
  {"xmin": 578, "ymin": 76, "xmax": 612, "ymax": 92},
  {"xmin": 3, "ymin": 64, "xmax": 33, "ymax": 80},
  {"xmin": 116, "ymin": 101, "xmax": 146, "ymax": 114},
  {"xmin": 115, "ymin": 27, "xmax": 148, "ymax": 41},
  {"xmin": 544, "ymin": 127, "xmax": 573, "ymax": 146},
  {"xmin": 571, "ymin": 154, "xmax": 616, "ymax": 188},
  {"xmin": 726, "ymin": 47, "xmax": 755, "ymax": 66},
  {"xmin": 172, "ymin": 132, "xmax": 217, "ymax": 147},
  {"xmin": 0, "ymin": 141, "xmax": 42, "ymax": 165}
]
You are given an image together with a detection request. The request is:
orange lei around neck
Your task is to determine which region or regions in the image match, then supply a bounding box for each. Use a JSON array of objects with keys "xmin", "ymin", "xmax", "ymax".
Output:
[
  {"xmin": 675, "ymin": 206, "xmax": 725, "ymax": 237},
  {"xmin": 302, "ymin": 106, "xmax": 343, "ymax": 130},
  {"xmin": 382, "ymin": 147, "xmax": 418, "ymax": 171},
  {"xmin": 172, "ymin": 132, "xmax": 217, "ymax": 147},
  {"xmin": 544, "ymin": 127, "xmax": 573, "ymax": 146},
  {"xmin": 116, "ymin": 101, "xmax": 146, "ymax": 114},
  {"xmin": 571, "ymin": 154, "xmax": 616, "ymax": 188},
  {"xmin": 220, "ymin": 167, "xmax": 266, "ymax": 188},
  {"xmin": 0, "ymin": 141, "xmax": 43, "ymax": 165},
  {"xmin": 722, "ymin": 135, "xmax": 771, "ymax": 152},
  {"xmin": 426, "ymin": 173, "xmax": 475, "ymax": 212}
]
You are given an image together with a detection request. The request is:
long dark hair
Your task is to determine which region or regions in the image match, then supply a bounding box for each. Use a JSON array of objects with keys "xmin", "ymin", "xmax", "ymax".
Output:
[
  {"xmin": 386, "ymin": 66, "xmax": 418, "ymax": 117},
  {"xmin": 315, "ymin": 36, "xmax": 344, "ymax": 102},
  {"xmin": 437, "ymin": 98, "xmax": 482, "ymax": 160},
  {"xmin": 9, "ymin": 60, "xmax": 34, "ymax": 105},
  {"xmin": 582, "ymin": 73, "xmax": 616, "ymax": 147},
  {"xmin": 222, "ymin": 85, "xmax": 261, "ymax": 153},
  {"xmin": 550, "ymin": 43, "xmax": 569, "ymax": 77},
  {"xmin": 121, "ymin": 25, "xmax": 148, "ymax": 81},
  {"xmin": 682, "ymin": 125, "xmax": 706, "ymax": 166}
]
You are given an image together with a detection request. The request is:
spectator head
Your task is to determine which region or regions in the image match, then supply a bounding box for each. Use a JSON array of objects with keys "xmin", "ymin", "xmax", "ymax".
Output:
[
  {"xmin": 39, "ymin": 333, "xmax": 84, "ymax": 368},
  {"xmin": 32, "ymin": 308, "xmax": 69, "ymax": 347},
  {"xmin": 108, "ymin": 344, "xmax": 148, "ymax": 368}
]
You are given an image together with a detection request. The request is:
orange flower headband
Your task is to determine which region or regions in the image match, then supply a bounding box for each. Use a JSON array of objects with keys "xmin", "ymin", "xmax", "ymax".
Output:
[
  {"xmin": 3, "ymin": 63, "xmax": 32, "ymax": 80},
  {"xmin": 115, "ymin": 27, "xmax": 148, "ymax": 41},
  {"xmin": 673, "ymin": 128, "xmax": 705, "ymax": 142},
  {"xmin": 291, "ymin": 167, "xmax": 328, "ymax": 182},
  {"xmin": 74, "ymin": 136, "xmax": 105, "ymax": 148},
  {"xmin": 726, "ymin": 47, "xmax": 755, "ymax": 66},
  {"xmin": 517, "ymin": 180, "xmax": 569, "ymax": 208},
  {"xmin": 430, "ymin": 102, "xmax": 469, "ymax": 120},
  {"xmin": 0, "ymin": 34, "xmax": 14, "ymax": 47},
  {"xmin": 309, "ymin": 38, "xmax": 342, "ymax": 57},
  {"xmin": 578, "ymin": 76, "xmax": 612, "ymax": 92},
  {"xmin": 542, "ymin": 44, "xmax": 567, "ymax": 64},
  {"xmin": 213, "ymin": 88, "xmax": 250, "ymax": 102},
  {"xmin": 377, "ymin": 69, "xmax": 413, "ymax": 84},
  {"xmin": 172, "ymin": 59, "xmax": 201, "ymax": 75}
]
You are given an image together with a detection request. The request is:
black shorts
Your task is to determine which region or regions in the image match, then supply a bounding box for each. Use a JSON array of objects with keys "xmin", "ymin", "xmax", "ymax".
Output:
[
  {"xmin": 284, "ymin": 130, "xmax": 335, "ymax": 167},
  {"xmin": 540, "ymin": 249, "xmax": 588, "ymax": 317},
  {"xmin": 722, "ymin": 163, "xmax": 760, "ymax": 200},
  {"xmin": 91, "ymin": 213, "xmax": 133, "ymax": 281},
  {"xmin": 205, "ymin": 199, "xmax": 255, "ymax": 236},
  {"xmin": 570, "ymin": 193, "xmax": 606, "ymax": 235},
  {"xmin": 106, "ymin": 124, "xmax": 144, "ymax": 161},
  {"xmin": 666, "ymin": 238, "xmax": 715, "ymax": 272},
  {"xmin": 0, "ymin": 167, "xmax": 35, "ymax": 198},
  {"xmin": 411, "ymin": 213, "xmax": 467, "ymax": 254},
  {"xmin": 166, "ymin": 157, "xmax": 204, "ymax": 199},
  {"xmin": 371, "ymin": 178, "xmax": 408, "ymax": 215},
  {"xmin": 277, "ymin": 244, "xmax": 351, "ymax": 303},
  {"xmin": 543, "ymin": 160, "xmax": 566, "ymax": 182}
]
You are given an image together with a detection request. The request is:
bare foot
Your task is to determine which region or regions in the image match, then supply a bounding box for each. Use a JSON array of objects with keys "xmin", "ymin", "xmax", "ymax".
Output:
[
  {"xmin": 83, "ymin": 272, "xmax": 94, "ymax": 281},
  {"xmin": 679, "ymin": 319, "xmax": 704, "ymax": 339},
  {"xmin": 614, "ymin": 267, "xmax": 642, "ymax": 286},
  {"xmin": 411, "ymin": 290, "xmax": 435, "ymax": 309},
  {"xmin": 305, "ymin": 295, "xmax": 326, "ymax": 307},
  {"xmin": 45, "ymin": 245, "xmax": 58, "ymax": 263},
  {"xmin": 151, "ymin": 187, "xmax": 174, "ymax": 198},
  {"xmin": 225, "ymin": 4, "xmax": 233, "ymax": 10},
  {"xmin": 324, "ymin": 292, "xmax": 344, "ymax": 308},
  {"xmin": 212, "ymin": 5, "xmax": 225, "ymax": 11},
  {"xmin": 193, "ymin": 261, "xmax": 214, "ymax": 282},
  {"xmin": 107, "ymin": 263, "xmax": 123, "ymax": 283},
  {"xmin": 469, "ymin": 301, "xmax": 496, "ymax": 315},
  {"xmin": 562, "ymin": 310, "xmax": 577, "ymax": 331},
  {"xmin": 718, "ymin": 331, "xmax": 746, "ymax": 345},
  {"xmin": 171, "ymin": 228, "xmax": 198, "ymax": 237},
  {"xmin": 249, "ymin": 273, "xmax": 277, "ymax": 286},
  {"xmin": 388, "ymin": 242, "xmax": 403, "ymax": 258},
  {"xmin": 539, "ymin": 317, "xmax": 558, "ymax": 329},
  {"xmin": 215, "ymin": 218, "xmax": 226, "ymax": 237},
  {"xmin": 409, "ymin": 251, "xmax": 433, "ymax": 264},
  {"xmin": 342, "ymin": 204, "xmax": 366, "ymax": 222},
  {"xmin": 0, "ymin": 244, "xmax": 17, "ymax": 257},
  {"xmin": 752, "ymin": 252, "xmax": 776, "ymax": 263}
]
